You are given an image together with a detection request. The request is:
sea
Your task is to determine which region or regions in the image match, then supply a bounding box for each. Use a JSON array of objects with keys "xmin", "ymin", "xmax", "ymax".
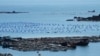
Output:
[{"xmin": 0, "ymin": 4, "xmax": 100, "ymax": 56}]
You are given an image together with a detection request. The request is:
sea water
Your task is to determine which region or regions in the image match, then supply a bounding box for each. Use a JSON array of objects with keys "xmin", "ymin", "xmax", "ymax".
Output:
[
  {"xmin": 0, "ymin": 5, "xmax": 100, "ymax": 37},
  {"xmin": 0, "ymin": 4, "xmax": 100, "ymax": 56},
  {"xmin": 0, "ymin": 5, "xmax": 100, "ymax": 22},
  {"xmin": 0, "ymin": 22, "xmax": 100, "ymax": 37}
]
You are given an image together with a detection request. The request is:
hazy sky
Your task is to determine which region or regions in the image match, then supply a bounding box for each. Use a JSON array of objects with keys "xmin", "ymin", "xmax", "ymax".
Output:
[{"xmin": 0, "ymin": 0, "xmax": 100, "ymax": 6}]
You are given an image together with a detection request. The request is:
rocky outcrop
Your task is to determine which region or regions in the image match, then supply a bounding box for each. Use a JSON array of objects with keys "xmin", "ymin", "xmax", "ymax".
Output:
[
  {"xmin": 75, "ymin": 14, "xmax": 100, "ymax": 21},
  {"xmin": 88, "ymin": 10, "xmax": 95, "ymax": 13},
  {"xmin": 66, "ymin": 14, "xmax": 100, "ymax": 21},
  {"xmin": 73, "ymin": 38, "xmax": 89, "ymax": 46},
  {"xmin": 0, "ymin": 36, "xmax": 100, "ymax": 51},
  {"xmin": 0, "ymin": 53, "xmax": 13, "ymax": 56},
  {"xmin": 0, "ymin": 11, "xmax": 28, "ymax": 14},
  {"xmin": 66, "ymin": 19, "xmax": 74, "ymax": 21}
]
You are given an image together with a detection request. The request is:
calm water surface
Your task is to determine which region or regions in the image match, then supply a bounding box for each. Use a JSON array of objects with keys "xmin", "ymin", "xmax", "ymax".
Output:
[
  {"xmin": 0, "ymin": 4, "xmax": 100, "ymax": 56},
  {"xmin": 0, "ymin": 5, "xmax": 100, "ymax": 37}
]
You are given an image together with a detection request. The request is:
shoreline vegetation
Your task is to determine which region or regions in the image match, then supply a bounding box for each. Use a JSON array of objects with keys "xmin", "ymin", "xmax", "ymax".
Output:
[
  {"xmin": 0, "ymin": 36, "xmax": 100, "ymax": 52},
  {"xmin": 66, "ymin": 14, "xmax": 100, "ymax": 21}
]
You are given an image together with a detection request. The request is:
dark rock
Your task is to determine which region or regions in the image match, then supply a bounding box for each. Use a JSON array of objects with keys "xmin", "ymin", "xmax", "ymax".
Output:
[
  {"xmin": 0, "ymin": 53, "xmax": 13, "ymax": 56},
  {"xmin": 0, "ymin": 36, "xmax": 100, "ymax": 51},
  {"xmin": 75, "ymin": 38, "xmax": 89, "ymax": 46},
  {"xmin": 67, "ymin": 42, "xmax": 76, "ymax": 48},
  {"xmin": 66, "ymin": 19, "xmax": 74, "ymax": 21},
  {"xmin": 0, "ymin": 11, "xmax": 28, "ymax": 14},
  {"xmin": 67, "ymin": 14, "xmax": 100, "ymax": 21},
  {"xmin": 75, "ymin": 14, "xmax": 100, "ymax": 21},
  {"xmin": 88, "ymin": 10, "xmax": 95, "ymax": 13},
  {"xmin": 60, "ymin": 42, "xmax": 67, "ymax": 46}
]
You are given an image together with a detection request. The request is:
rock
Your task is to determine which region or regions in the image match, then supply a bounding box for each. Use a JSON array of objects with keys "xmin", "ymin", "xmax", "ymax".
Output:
[
  {"xmin": 0, "ymin": 36, "xmax": 100, "ymax": 51},
  {"xmin": 74, "ymin": 14, "xmax": 100, "ymax": 21},
  {"xmin": 75, "ymin": 38, "xmax": 89, "ymax": 46},
  {"xmin": 60, "ymin": 42, "xmax": 67, "ymax": 46},
  {"xmin": 88, "ymin": 10, "xmax": 95, "ymax": 13},
  {"xmin": 0, "ymin": 11, "xmax": 28, "ymax": 14},
  {"xmin": 66, "ymin": 19, "xmax": 74, "ymax": 21},
  {"xmin": 0, "ymin": 53, "xmax": 13, "ymax": 56},
  {"xmin": 67, "ymin": 14, "xmax": 100, "ymax": 21}
]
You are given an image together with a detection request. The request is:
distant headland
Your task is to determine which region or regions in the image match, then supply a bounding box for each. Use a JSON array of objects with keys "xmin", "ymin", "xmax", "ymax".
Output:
[
  {"xmin": 0, "ymin": 11, "xmax": 28, "ymax": 14},
  {"xmin": 66, "ymin": 14, "xmax": 100, "ymax": 21}
]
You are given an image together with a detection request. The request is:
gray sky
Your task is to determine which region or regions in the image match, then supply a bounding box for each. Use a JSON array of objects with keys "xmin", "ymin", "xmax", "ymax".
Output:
[{"xmin": 0, "ymin": 0, "xmax": 100, "ymax": 6}]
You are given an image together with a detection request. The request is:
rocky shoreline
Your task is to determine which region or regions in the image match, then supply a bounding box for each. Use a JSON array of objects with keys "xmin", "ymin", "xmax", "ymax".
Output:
[
  {"xmin": 0, "ymin": 36, "xmax": 100, "ymax": 52},
  {"xmin": 66, "ymin": 14, "xmax": 100, "ymax": 21},
  {"xmin": 0, "ymin": 53, "xmax": 13, "ymax": 56}
]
